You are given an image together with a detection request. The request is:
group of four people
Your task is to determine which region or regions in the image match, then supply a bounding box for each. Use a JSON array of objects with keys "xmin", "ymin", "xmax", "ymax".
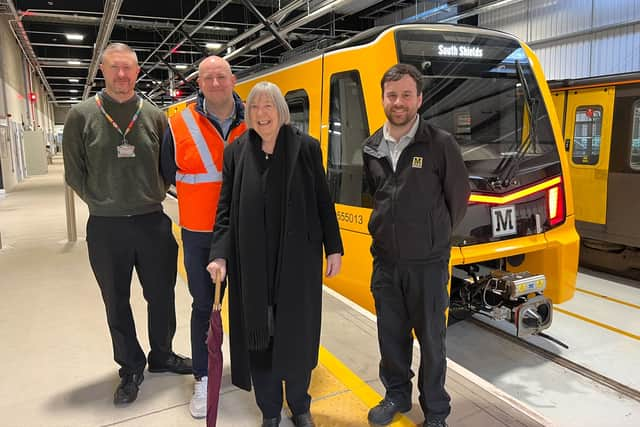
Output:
[{"xmin": 63, "ymin": 42, "xmax": 469, "ymax": 427}]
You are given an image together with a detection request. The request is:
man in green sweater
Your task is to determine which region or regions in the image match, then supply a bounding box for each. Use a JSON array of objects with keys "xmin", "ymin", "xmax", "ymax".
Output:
[{"xmin": 63, "ymin": 43, "xmax": 191, "ymax": 406}]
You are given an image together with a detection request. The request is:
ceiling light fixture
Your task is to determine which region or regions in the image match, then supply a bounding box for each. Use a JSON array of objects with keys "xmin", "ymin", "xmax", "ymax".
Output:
[
  {"xmin": 175, "ymin": 65, "xmax": 187, "ymax": 70},
  {"xmin": 65, "ymin": 33, "xmax": 84, "ymax": 41},
  {"xmin": 67, "ymin": 60, "xmax": 82, "ymax": 65},
  {"xmin": 68, "ymin": 78, "xmax": 79, "ymax": 83},
  {"xmin": 206, "ymin": 42, "xmax": 223, "ymax": 50}
]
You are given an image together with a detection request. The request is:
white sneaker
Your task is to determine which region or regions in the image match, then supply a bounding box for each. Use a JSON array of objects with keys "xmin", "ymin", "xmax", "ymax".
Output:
[{"xmin": 189, "ymin": 376, "xmax": 207, "ymax": 419}]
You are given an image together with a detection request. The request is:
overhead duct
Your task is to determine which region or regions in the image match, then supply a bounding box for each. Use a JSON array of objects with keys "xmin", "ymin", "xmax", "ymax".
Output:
[
  {"xmin": 20, "ymin": 11, "xmax": 236, "ymax": 36},
  {"xmin": 82, "ymin": 0, "xmax": 123, "ymax": 100}
]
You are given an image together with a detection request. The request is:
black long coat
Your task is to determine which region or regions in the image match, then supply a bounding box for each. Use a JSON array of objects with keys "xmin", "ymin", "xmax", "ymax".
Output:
[{"xmin": 209, "ymin": 124, "xmax": 343, "ymax": 390}]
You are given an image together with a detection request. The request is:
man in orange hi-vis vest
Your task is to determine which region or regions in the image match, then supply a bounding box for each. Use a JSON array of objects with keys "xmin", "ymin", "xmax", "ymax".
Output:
[{"xmin": 161, "ymin": 55, "xmax": 246, "ymax": 419}]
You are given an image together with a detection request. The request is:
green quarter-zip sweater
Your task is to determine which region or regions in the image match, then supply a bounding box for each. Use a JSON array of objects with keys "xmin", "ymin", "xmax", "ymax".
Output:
[{"xmin": 62, "ymin": 92, "xmax": 169, "ymax": 216}]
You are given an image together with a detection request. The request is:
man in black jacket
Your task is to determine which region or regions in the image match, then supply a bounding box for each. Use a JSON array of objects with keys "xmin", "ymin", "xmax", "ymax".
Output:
[{"xmin": 363, "ymin": 64, "xmax": 470, "ymax": 427}]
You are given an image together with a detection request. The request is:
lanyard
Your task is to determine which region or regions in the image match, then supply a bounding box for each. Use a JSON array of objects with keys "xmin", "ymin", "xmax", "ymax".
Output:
[{"xmin": 95, "ymin": 93, "xmax": 144, "ymax": 144}]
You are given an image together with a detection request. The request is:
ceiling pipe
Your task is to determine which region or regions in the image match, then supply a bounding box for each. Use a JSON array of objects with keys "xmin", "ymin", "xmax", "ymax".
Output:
[
  {"xmin": 20, "ymin": 11, "xmax": 236, "ymax": 36},
  {"xmin": 138, "ymin": 0, "xmax": 207, "ymax": 69},
  {"xmin": 439, "ymin": 0, "xmax": 524, "ymax": 23},
  {"xmin": 137, "ymin": 0, "xmax": 233, "ymax": 84},
  {"xmin": 224, "ymin": 0, "xmax": 357, "ymax": 62},
  {"xmin": 83, "ymin": 0, "xmax": 124, "ymax": 100},
  {"xmin": 147, "ymin": 0, "xmax": 359, "ymax": 100},
  {"xmin": 4, "ymin": 0, "xmax": 57, "ymax": 104},
  {"xmin": 222, "ymin": 0, "xmax": 306, "ymax": 49},
  {"xmin": 240, "ymin": 0, "xmax": 293, "ymax": 51}
]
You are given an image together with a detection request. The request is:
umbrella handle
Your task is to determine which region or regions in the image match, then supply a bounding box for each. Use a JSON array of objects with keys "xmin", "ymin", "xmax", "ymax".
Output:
[{"xmin": 213, "ymin": 271, "xmax": 222, "ymax": 312}]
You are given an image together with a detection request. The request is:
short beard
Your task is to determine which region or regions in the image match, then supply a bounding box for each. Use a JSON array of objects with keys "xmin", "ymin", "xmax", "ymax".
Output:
[{"xmin": 388, "ymin": 114, "xmax": 413, "ymax": 127}]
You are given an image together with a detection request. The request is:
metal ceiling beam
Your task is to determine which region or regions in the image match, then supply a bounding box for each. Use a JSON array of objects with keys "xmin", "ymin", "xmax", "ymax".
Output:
[
  {"xmin": 83, "ymin": 0, "xmax": 123, "ymax": 99},
  {"xmin": 138, "ymin": 0, "xmax": 233, "ymax": 83},
  {"xmin": 224, "ymin": 0, "xmax": 359, "ymax": 62},
  {"xmin": 224, "ymin": 0, "xmax": 306, "ymax": 49},
  {"xmin": 138, "ymin": 0, "xmax": 208, "ymax": 69},
  {"xmin": 4, "ymin": 0, "xmax": 57, "ymax": 104},
  {"xmin": 240, "ymin": 0, "xmax": 293, "ymax": 51},
  {"xmin": 20, "ymin": 11, "xmax": 237, "ymax": 36},
  {"xmin": 147, "ymin": 0, "xmax": 359, "ymax": 100}
]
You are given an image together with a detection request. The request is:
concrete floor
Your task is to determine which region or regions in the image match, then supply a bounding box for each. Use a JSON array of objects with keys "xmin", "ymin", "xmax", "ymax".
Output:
[{"xmin": 0, "ymin": 157, "xmax": 549, "ymax": 426}]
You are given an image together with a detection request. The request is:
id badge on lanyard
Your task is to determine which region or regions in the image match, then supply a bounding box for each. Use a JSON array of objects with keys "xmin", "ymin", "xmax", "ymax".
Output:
[
  {"xmin": 95, "ymin": 94, "xmax": 143, "ymax": 159},
  {"xmin": 117, "ymin": 140, "xmax": 136, "ymax": 158}
]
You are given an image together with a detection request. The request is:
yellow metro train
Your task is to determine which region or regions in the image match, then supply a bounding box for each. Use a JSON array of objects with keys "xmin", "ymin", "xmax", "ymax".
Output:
[
  {"xmin": 167, "ymin": 24, "xmax": 580, "ymax": 338},
  {"xmin": 549, "ymin": 73, "xmax": 640, "ymax": 279}
]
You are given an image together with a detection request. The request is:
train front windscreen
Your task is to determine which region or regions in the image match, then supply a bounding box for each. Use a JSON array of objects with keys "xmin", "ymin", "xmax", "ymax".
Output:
[{"xmin": 396, "ymin": 29, "xmax": 564, "ymax": 245}]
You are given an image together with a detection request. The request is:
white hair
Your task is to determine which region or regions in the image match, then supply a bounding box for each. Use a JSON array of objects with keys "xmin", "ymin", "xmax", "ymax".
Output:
[{"xmin": 245, "ymin": 81, "xmax": 290, "ymax": 129}]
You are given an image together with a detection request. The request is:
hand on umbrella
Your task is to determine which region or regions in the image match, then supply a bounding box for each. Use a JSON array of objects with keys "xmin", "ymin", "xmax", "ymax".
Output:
[{"xmin": 207, "ymin": 258, "xmax": 226, "ymax": 283}]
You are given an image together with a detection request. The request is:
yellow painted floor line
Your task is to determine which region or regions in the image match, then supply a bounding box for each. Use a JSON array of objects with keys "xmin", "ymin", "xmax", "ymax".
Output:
[
  {"xmin": 554, "ymin": 306, "xmax": 640, "ymax": 341},
  {"xmin": 173, "ymin": 223, "xmax": 415, "ymax": 426},
  {"xmin": 318, "ymin": 347, "xmax": 415, "ymax": 427},
  {"xmin": 575, "ymin": 287, "xmax": 640, "ymax": 310}
]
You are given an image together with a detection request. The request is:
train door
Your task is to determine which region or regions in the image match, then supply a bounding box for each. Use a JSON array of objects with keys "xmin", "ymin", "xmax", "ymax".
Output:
[
  {"xmin": 320, "ymin": 64, "xmax": 374, "ymax": 310},
  {"xmin": 603, "ymin": 85, "xmax": 640, "ymax": 247},
  {"xmin": 562, "ymin": 87, "xmax": 615, "ymax": 225},
  {"xmin": 319, "ymin": 42, "xmax": 394, "ymax": 310}
]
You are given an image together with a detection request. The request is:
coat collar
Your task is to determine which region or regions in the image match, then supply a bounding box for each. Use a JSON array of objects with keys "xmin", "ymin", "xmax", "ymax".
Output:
[
  {"xmin": 364, "ymin": 117, "xmax": 433, "ymax": 159},
  {"xmin": 246, "ymin": 124, "xmax": 301, "ymax": 194}
]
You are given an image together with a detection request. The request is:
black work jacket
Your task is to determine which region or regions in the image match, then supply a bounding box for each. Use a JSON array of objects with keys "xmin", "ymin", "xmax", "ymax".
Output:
[{"xmin": 363, "ymin": 119, "xmax": 470, "ymax": 263}]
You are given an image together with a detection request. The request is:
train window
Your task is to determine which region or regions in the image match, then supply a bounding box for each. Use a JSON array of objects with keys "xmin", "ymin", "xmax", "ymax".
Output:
[
  {"xmin": 631, "ymin": 101, "xmax": 640, "ymax": 170},
  {"xmin": 397, "ymin": 29, "xmax": 561, "ymax": 184},
  {"xmin": 284, "ymin": 89, "xmax": 309, "ymax": 134},
  {"xmin": 572, "ymin": 106, "xmax": 602, "ymax": 165},
  {"xmin": 326, "ymin": 71, "xmax": 370, "ymax": 207}
]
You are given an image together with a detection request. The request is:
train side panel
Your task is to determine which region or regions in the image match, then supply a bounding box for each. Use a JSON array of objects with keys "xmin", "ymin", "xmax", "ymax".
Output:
[
  {"xmin": 318, "ymin": 32, "xmax": 399, "ymax": 312},
  {"xmin": 234, "ymin": 57, "xmax": 324, "ymax": 142}
]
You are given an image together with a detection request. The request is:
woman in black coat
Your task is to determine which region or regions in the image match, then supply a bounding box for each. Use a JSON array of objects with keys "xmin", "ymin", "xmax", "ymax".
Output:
[{"xmin": 206, "ymin": 81, "xmax": 343, "ymax": 427}]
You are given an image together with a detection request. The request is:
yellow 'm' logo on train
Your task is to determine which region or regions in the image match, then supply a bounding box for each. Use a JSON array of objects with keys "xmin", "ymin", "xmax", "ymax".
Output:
[{"xmin": 412, "ymin": 156, "xmax": 423, "ymax": 168}]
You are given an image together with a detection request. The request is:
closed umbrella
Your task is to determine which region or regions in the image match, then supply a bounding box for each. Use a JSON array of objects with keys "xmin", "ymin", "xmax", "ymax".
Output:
[{"xmin": 207, "ymin": 271, "xmax": 223, "ymax": 426}]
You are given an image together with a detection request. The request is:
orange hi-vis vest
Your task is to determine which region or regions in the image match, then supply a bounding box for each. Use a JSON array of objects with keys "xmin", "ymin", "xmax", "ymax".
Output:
[{"xmin": 169, "ymin": 102, "xmax": 246, "ymax": 232}]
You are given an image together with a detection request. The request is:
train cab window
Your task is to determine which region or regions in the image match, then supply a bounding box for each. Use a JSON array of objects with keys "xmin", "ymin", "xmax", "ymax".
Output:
[
  {"xmin": 285, "ymin": 89, "xmax": 309, "ymax": 134},
  {"xmin": 631, "ymin": 101, "xmax": 640, "ymax": 170},
  {"xmin": 326, "ymin": 71, "xmax": 370, "ymax": 207},
  {"xmin": 572, "ymin": 106, "xmax": 602, "ymax": 165}
]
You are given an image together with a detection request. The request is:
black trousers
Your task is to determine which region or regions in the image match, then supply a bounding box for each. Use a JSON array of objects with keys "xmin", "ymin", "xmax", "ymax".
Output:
[
  {"xmin": 86, "ymin": 211, "xmax": 178, "ymax": 377},
  {"xmin": 181, "ymin": 228, "xmax": 214, "ymax": 379},
  {"xmin": 249, "ymin": 347, "xmax": 312, "ymax": 419},
  {"xmin": 371, "ymin": 259, "xmax": 451, "ymax": 421}
]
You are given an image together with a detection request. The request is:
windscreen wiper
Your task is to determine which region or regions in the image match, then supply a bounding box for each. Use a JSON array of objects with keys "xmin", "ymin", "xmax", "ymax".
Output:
[{"xmin": 491, "ymin": 60, "xmax": 539, "ymax": 189}]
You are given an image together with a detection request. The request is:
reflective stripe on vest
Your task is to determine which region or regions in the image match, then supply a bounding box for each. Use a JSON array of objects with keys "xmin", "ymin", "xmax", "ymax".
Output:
[{"xmin": 175, "ymin": 107, "xmax": 223, "ymax": 185}]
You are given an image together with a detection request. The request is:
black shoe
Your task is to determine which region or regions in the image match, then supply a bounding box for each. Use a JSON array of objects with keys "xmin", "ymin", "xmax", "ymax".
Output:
[
  {"xmin": 292, "ymin": 412, "xmax": 315, "ymax": 427},
  {"xmin": 148, "ymin": 352, "xmax": 192, "ymax": 374},
  {"xmin": 423, "ymin": 419, "xmax": 448, "ymax": 427},
  {"xmin": 368, "ymin": 398, "xmax": 412, "ymax": 425},
  {"xmin": 113, "ymin": 373, "xmax": 144, "ymax": 405},
  {"xmin": 261, "ymin": 415, "xmax": 281, "ymax": 427}
]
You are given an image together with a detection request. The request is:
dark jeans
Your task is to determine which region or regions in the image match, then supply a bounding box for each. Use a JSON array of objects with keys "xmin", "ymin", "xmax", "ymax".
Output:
[
  {"xmin": 371, "ymin": 259, "xmax": 451, "ymax": 421},
  {"xmin": 181, "ymin": 228, "xmax": 215, "ymax": 378},
  {"xmin": 86, "ymin": 211, "xmax": 178, "ymax": 377},
  {"xmin": 249, "ymin": 348, "xmax": 312, "ymax": 419}
]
